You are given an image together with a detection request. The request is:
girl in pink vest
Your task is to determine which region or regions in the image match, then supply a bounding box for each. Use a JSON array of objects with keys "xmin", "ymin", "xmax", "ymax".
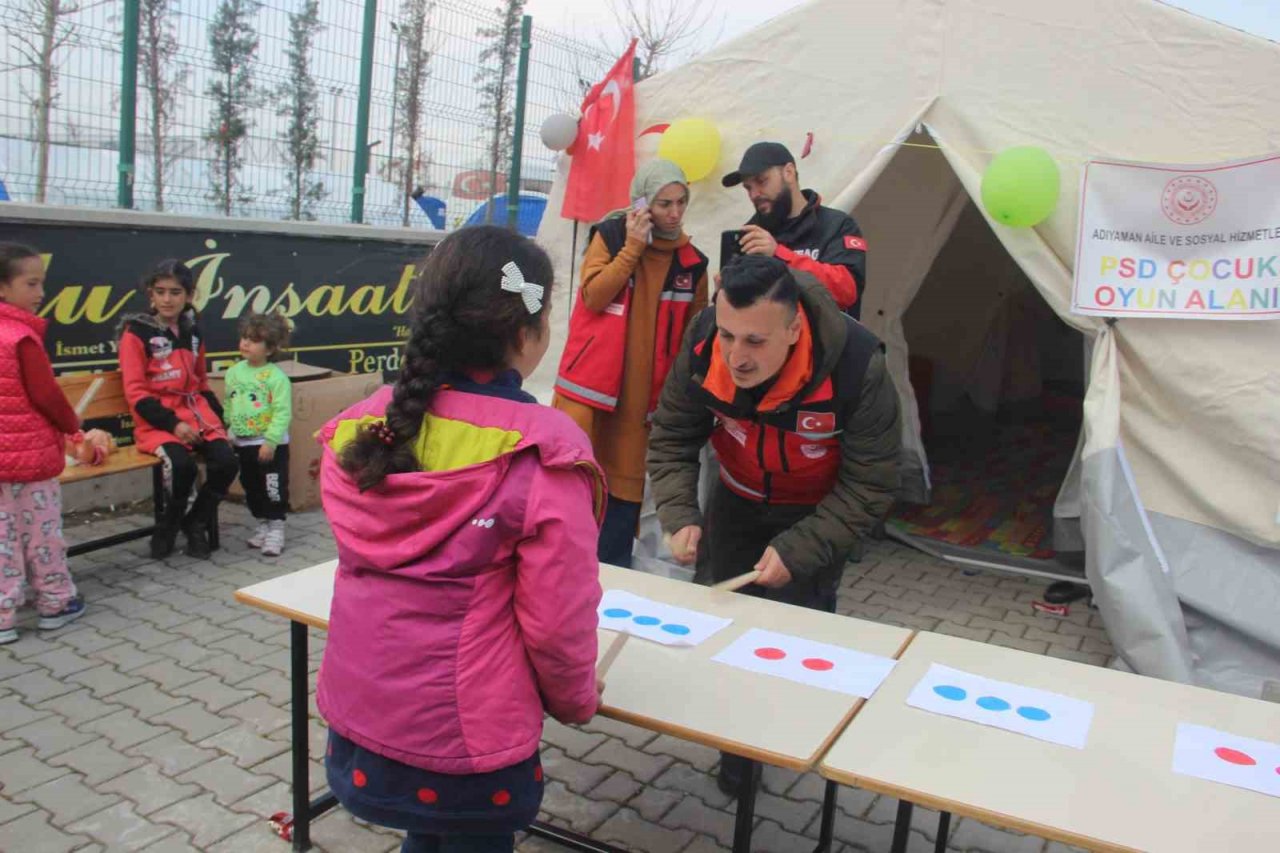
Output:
[
  {"xmin": 318, "ymin": 227, "xmax": 605, "ymax": 853},
  {"xmin": 0, "ymin": 243, "xmax": 85, "ymax": 645}
]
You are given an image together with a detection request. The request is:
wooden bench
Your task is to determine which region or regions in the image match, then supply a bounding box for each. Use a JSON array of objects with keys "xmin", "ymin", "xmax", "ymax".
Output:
[{"xmin": 56, "ymin": 371, "xmax": 218, "ymax": 557}]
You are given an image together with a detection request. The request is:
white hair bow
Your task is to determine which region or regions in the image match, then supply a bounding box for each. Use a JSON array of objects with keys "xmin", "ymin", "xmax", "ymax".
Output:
[{"xmin": 500, "ymin": 261, "xmax": 544, "ymax": 314}]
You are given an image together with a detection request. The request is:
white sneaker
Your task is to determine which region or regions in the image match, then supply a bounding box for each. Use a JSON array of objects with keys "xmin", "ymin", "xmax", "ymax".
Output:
[
  {"xmin": 261, "ymin": 520, "xmax": 285, "ymax": 557},
  {"xmin": 0, "ymin": 628, "xmax": 17, "ymax": 645},
  {"xmin": 248, "ymin": 522, "xmax": 269, "ymax": 549}
]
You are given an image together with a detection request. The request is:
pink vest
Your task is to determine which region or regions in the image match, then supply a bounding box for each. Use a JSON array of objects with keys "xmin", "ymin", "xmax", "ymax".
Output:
[{"xmin": 0, "ymin": 303, "xmax": 65, "ymax": 483}]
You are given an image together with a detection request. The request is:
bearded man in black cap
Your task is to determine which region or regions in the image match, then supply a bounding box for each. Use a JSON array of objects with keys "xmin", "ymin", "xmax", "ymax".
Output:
[{"xmin": 724, "ymin": 141, "xmax": 869, "ymax": 318}]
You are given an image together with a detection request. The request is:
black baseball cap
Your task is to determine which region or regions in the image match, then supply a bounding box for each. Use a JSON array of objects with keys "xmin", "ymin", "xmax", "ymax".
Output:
[{"xmin": 722, "ymin": 142, "xmax": 795, "ymax": 187}]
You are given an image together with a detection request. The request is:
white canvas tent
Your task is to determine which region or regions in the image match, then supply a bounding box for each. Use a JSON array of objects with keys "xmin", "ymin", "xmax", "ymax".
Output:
[{"xmin": 532, "ymin": 0, "xmax": 1280, "ymax": 698}]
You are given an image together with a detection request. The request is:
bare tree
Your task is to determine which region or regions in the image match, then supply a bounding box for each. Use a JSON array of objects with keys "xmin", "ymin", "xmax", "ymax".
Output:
[
  {"xmin": 278, "ymin": 0, "xmax": 325, "ymax": 220},
  {"xmin": 206, "ymin": 0, "xmax": 260, "ymax": 216},
  {"xmin": 608, "ymin": 0, "xmax": 720, "ymax": 79},
  {"xmin": 475, "ymin": 0, "xmax": 523, "ymax": 223},
  {"xmin": 138, "ymin": 0, "xmax": 188, "ymax": 211},
  {"xmin": 395, "ymin": 0, "xmax": 435, "ymax": 227},
  {"xmin": 5, "ymin": 0, "xmax": 103, "ymax": 202}
]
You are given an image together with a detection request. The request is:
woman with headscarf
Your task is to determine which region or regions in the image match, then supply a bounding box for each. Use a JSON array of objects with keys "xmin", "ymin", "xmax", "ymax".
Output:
[{"xmin": 554, "ymin": 160, "xmax": 710, "ymax": 568}]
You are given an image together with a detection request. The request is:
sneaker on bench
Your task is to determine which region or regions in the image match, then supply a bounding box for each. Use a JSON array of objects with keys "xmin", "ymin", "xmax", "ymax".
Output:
[{"xmin": 39, "ymin": 595, "xmax": 86, "ymax": 631}]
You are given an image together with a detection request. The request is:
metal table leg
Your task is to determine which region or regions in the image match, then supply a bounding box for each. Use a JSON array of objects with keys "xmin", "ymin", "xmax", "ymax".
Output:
[
  {"xmin": 812, "ymin": 779, "xmax": 838, "ymax": 852},
  {"xmin": 731, "ymin": 759, "xmax": 760, "ymax": 853},
  {"xmin": 525, "ymin": 822, "xmax": 628, "ymax": 852},
  {"xmin": 286, "ymin": 622, "xmax": 338, "ymax": 849},
  {"xmin": 890, "ymin": 799, "xmax": 914, "ymax": 853},
  {"xmin": 935, "ymin": 810, "xmax": 952, "ymax": 853},
  {"xmin": 290, "ymin": 620, "xmax": 312, "ymax": 851}
]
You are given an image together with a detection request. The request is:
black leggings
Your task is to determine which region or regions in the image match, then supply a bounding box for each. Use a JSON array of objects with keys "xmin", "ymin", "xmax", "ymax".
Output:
[{"xmin": 155, "ymin": 440, "xmax": 239, "ymax": 521}]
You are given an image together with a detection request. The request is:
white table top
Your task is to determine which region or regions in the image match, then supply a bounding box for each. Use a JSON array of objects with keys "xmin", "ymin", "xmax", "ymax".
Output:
[
  {"xmin": 819, "ymin": 631, "xmax": 1280, "ymax": 853},
  {"xmin": 235, "ymin": 560, "xmax": 913, "ymax": 770}
]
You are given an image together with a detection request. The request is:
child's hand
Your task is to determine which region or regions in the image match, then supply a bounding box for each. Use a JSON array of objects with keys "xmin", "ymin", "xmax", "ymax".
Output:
[
  {"xmin": 174, "ymin": 423, "xmax": 200, "ymax": 445},
  {"xmin": 258, "ymin": 443, "xmax": 276, "ymax": 463}
]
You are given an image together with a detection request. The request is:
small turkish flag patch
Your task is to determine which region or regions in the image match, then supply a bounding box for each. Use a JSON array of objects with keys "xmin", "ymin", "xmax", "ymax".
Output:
[
  {"xmin": 674, "ymin": 273, "xmax": 693, "ymax": 291},
  {"xmin": 844, "ymin": 235, "xmax": 867, "ymax": 251},
  {"xmin": 797, "ymin": 411, "xmax": 836, "ymax": 433}
]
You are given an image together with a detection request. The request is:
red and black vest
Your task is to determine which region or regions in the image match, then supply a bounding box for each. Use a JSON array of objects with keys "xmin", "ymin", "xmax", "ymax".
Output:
[
  {"xmin": 687, "ymin": 305, "xmax": 880, "ymax": 505},
  {"xmin": 556, "ymin": 218, "xmax": 708, "ymax": 415}
]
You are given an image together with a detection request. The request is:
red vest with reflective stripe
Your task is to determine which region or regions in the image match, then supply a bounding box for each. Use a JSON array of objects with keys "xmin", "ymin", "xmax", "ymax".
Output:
[
  {"xmin": 555, "ymin": 219, "xmax": 708, "ymax": 414},
  {"xmin": 0, "ymin": 303, "xmax": 66, "ymax": 483},
  {"xmin": 688, "ymin": 307, "xmax": 878, "ymax": 505}
]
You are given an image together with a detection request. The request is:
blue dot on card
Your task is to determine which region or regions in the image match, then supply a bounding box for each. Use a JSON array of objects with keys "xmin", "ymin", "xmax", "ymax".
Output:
[
  {"xmin": 976, "ymin": 696, "xmax": 1011, "ymax": 712},
  {"xmin": 933, "ymin": 685, "xmax": 967, "ymax": 701},
  {"xmin": 661, "ymin": 623, "xmax": 691, "ymax": 635},
  {"xmin": 602, "ymin": 608, "xmax": 631, "ymax": 619},
  {"xmin": 633, "ymin": 615, "xmax": 661, "ymax": 626},
  {"xmin": 1017, "ymin": 706, "xmax": 1051, "ymax": 722}
]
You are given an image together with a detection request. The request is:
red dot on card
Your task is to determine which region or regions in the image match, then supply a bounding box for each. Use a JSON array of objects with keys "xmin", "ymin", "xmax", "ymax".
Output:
[
  {"xmin": 802, "ymin": 658, "xmax": 834, "ymax": 671},
  {"xmin": 754, "ymin": 647, "xmax": 786, "ymax": 660},
  {"xmin": 417, "ymin": 788, "xmax": 438, "ymax": 804},
  {"xmin": 492, "ymin": 789, "xmax": 512, "ymax": 806},
  {"xmin": 1214, "ymin": 747, "xmax": 1256, "ymax": 766},
  {"xmin": 352, "ymin": 769, "xmax": 367, "ymax": 787}
]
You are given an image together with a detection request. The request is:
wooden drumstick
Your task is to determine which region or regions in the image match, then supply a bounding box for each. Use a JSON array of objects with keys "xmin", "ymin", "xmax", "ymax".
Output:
[
  {"xmin": 713, "ymin": 570, "xmax": 761, "ymax": 592},
  {"xmin": 596, "ymin": 631, "xmax": 630, "ymax": 679}
]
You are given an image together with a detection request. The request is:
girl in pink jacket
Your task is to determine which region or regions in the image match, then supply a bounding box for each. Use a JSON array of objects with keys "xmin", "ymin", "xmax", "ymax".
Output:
[{"xmin": 317, "ymin": 226, "xmax": 605, "ymax": 853}]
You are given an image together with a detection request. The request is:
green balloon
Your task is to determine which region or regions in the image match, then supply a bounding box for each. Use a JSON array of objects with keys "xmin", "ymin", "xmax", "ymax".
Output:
[{"xmin": 981, "ymin": 146, "xmax": 1060, "ymax": 228}]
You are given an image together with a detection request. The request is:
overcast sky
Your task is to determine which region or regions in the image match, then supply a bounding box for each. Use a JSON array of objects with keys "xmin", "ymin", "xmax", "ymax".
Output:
[{"xmin": 524, "ymin": 0, "xmax": 1279, "ymax": 60}]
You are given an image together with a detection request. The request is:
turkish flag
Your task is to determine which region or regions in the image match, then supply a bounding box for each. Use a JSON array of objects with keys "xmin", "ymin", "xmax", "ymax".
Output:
[{"xmin": 562, "ymin": 40, "xmax": 637, "ymax": 222}]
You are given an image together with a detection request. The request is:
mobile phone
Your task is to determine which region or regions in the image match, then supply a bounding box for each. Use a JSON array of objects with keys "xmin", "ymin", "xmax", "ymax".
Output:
[
  {"xmin": 634, "ymin": 196, "xmax": 651, "ymax": 242},
  {"xmin": 720, "ymin": 229, "xmax": 746, "ymax": 270}
]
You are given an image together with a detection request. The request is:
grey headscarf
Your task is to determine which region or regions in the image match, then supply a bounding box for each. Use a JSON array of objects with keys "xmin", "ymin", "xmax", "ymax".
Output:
[{"xmin": 607, "ymin": 159, "xmax": 689, "ymax": 240}]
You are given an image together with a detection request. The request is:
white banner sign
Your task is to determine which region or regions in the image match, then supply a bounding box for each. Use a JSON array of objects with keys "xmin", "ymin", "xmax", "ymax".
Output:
[{"xmin": 1072, "ymin": 154, "xmax": 1280, "ymax": 320}]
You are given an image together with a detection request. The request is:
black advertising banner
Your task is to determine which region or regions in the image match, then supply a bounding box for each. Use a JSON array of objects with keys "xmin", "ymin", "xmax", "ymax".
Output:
[{"xmin": 5, "ymin": 220, "xmax": 433, "ymax": 375}]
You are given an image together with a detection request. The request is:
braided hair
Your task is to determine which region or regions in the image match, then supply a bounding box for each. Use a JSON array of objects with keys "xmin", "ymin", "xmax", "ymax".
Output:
[{"xmin": 339, "ymin": 226, "xmax": 555, "ymax": 491}]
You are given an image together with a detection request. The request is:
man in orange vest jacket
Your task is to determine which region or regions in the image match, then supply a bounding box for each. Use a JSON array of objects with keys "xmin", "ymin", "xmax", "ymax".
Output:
[{"xmin": 648, "ymin": 255, "xmax": 901, "ymax": 794}]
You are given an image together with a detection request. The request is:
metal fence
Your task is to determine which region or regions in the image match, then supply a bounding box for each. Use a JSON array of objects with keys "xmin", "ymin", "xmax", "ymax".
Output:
[{"xmin": 0, "ymin": 0, "xmax": 616, "ymax": 229}]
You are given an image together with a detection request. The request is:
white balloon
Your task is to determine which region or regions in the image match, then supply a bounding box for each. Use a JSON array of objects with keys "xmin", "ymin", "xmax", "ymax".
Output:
[{"xmin": 540, "ymin": 113, "xmax": 579, "ymax": 151}]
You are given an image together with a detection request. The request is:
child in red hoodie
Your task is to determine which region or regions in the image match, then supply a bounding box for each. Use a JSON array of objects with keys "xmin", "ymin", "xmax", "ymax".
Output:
[
  {"xmin": 118, "ymin": 260, "xmax": 238, "ymax": 559},
  {"xmin": 0, "ymin": 243, "xmax": 85, "ymax": 644}
]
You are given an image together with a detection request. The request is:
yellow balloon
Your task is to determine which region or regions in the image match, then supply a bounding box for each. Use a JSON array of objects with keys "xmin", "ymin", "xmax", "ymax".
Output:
[{"xmin": 657, "ymin": 118, "xmax": 721, "ymax": 183}]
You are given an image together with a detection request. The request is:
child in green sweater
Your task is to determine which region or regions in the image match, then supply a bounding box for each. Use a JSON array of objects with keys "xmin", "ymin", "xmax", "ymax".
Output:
[{"xmin": 225, "ymin": 313, "xmax": 293, "ymax": 556}]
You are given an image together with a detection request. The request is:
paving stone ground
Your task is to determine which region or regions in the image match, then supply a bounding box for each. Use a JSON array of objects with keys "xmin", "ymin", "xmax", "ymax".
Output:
[{"xmin": 0, "ymin": 501, "xmax": 1107, "ymax": 852}]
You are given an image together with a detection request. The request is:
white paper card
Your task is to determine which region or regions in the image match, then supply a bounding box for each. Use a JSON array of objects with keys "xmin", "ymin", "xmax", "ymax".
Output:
[
  {"xmin": 1172, "ymin": 723, "xmax": 1280, "ymax": 798},
  {"xmin": 597, "ymin": 589, "xmax": 731, "ymax": 647},
  {"xmin": 710, "ymin": 627, "xmax": 897, "ymax": 698},
  {"xmin": 906, "ymin": 663, "xmax": 1095, "ymax": 749}
]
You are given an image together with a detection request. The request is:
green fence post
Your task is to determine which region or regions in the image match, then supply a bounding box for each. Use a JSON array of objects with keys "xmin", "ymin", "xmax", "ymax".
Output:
[
  {"xmin": 351, "ymin": 0, "xmax": 378, "ymax": 224},
  {"xmin": 506, "ymin": 15, "xmax": 533, "ymax": 229},
  {"xmin": 117, "ymin": 0, "xmax": 140, "ymax": 209}
]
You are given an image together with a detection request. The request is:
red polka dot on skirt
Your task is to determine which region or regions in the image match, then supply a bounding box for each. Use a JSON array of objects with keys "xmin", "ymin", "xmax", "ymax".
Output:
[
  {"xmin": 491, "ymin": 789, "xmax": 511, "ymax": 806},
  {"xmin": 352, "ymin": 769, "xmax": 367, "ymax": 787},
  {"xmin": 417, "ymin": 788, "xmax": 438, "ymax": 804}
]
